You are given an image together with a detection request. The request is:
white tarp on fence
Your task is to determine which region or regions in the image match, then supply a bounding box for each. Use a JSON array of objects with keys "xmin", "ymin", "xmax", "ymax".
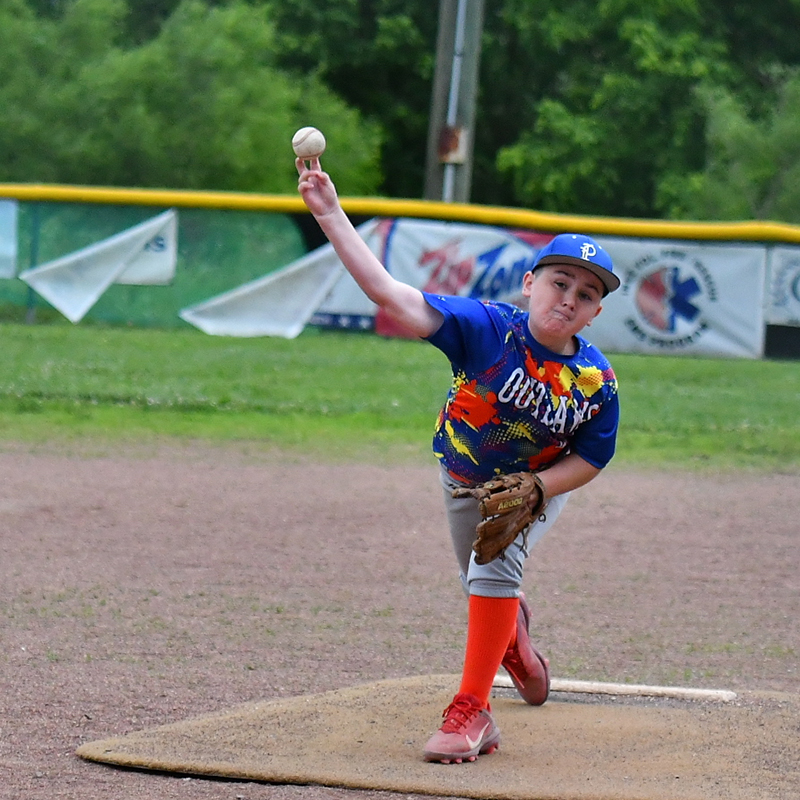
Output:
[
  {"xmin": 179, "ymin": 244, "xmax": 344, "ymax": 339},
  {"xmin": 19, "ymin": 209, "xmax": 177, "ymax": 322},
  {"xmin": 0, "ymin": 200, "xmax": 17, "ymax": 279},
  {"xmin": 179, "ymin": 220, "xmax": 378, "ymax": 338}
]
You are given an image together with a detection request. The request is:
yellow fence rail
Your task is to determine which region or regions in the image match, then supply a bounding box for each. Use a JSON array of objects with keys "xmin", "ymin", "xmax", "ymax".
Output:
[{"xmin": 5, "ymin": 183, "xmax": 800, "ymax": 245}]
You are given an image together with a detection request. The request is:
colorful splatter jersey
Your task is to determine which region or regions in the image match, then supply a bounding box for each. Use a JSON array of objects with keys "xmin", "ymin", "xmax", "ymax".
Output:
[{"xmin": 424, "ymin": 293, "xmax": 619, "ymax": 485}]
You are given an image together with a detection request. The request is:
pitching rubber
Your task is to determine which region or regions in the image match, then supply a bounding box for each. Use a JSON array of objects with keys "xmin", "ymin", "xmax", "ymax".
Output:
[{"xmin": 493, "ymin": 672, "xmax": 737, "ymax": 702}]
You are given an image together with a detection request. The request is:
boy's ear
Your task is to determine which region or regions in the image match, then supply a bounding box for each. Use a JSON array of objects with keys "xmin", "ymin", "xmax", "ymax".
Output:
[{"xmin": 521, "ymin": 270, "xmax": 535, "ymax": 296}]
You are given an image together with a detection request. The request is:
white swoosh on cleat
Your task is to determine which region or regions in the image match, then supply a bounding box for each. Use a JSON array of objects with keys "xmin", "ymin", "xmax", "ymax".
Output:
[{"xmin": 465, "ymin": 722, "xmax": 490, "ymax": 750}]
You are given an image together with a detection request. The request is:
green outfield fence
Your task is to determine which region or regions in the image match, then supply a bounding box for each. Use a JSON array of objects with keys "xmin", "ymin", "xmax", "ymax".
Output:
[
  {"xmin": 2, "ymin": 195, "xmax": 309, "ymax": 328},
  {"xmin": 2, "ymin": 184, "xmax": 800, "ymax": 355}
]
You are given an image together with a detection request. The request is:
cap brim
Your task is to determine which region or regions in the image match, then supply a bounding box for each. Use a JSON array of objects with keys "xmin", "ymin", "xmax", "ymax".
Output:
[{"xmin": 535, "ymin": 254, "xmax": 621, "ymax": 295}]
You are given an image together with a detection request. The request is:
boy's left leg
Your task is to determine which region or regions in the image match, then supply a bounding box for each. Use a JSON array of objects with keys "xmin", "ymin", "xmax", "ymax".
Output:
[
  {"xmin": 422, "ymin": 591, "xmax": 531, "ymax": 763},
  {"xmin": 425, "ymin": 471, "xmax": 567, "ymax": 762}
]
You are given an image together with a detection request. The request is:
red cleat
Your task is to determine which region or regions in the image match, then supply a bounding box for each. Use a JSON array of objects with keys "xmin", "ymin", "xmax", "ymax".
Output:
[
  {"xmin": 423, "ymin": 692, "xmax": 501, "ymax": 764},
  {"xmin": 501, "ymin": 591, "xmax": 550, "ymax": 705}
]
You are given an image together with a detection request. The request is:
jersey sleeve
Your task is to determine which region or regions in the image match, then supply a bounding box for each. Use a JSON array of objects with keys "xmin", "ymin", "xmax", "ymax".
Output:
[
  {"xmin": 423, "ymin": 292, "xmax": 506, "ymax": 371},
  {"xmin": 569, "ymin": 386, "xmax": 619, "ymax": 469}
]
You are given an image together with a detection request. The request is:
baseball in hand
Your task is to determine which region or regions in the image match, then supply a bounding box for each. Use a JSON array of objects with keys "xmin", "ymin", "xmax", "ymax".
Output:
[{"xmin": 292, "ymin": 127, "xmax": 326, "ymax": 159}]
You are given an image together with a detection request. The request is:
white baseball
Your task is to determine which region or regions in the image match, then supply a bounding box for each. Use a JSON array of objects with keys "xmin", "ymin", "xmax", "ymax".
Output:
[{"xmin": 292, "ymin": 127, "xmax": 326, "ymax": 159}]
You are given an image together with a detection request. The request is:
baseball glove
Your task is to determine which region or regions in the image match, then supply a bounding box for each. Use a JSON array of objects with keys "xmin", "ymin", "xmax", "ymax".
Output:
[{"xmin": 452, "ymin": 472, "xmax": 548, "ymax": 565}]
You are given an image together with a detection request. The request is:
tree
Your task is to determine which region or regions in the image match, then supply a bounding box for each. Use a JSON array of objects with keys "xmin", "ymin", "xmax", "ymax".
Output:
[
  {"xmin": 485, "ymin": 0, "xmax": 732, "ymax": 217},
  {"xmin": 265, "ymin": 0, "xmax": 744, "ymax": 214},
  {"xmin": 11, "ymin": 0, "xmax": 800, "ymax": 219},
  {"xmin": 0, "ymin": 0, "xmax": 383, "ymax": 194},
  {"xmin": 269, "ymin": 0, "xmax": 437, "ymax": 199},
  {"xmin": 22, "ymin": 0, "xmax": 223, "ymax": 44},
  {"xmin": 659, "ymin": 72, "xmax": 800, "ymax": 222}
]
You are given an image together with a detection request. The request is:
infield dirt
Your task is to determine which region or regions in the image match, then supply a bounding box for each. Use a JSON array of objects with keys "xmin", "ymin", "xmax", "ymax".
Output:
[{"xmin": 1, "ymin": 443, "xmax": 797, "ymax": 800}]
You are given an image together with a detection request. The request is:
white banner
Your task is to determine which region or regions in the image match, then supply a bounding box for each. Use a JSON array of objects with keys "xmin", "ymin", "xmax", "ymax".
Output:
[
  {"xmin": 0, "ymin": 199, "xmax": 17, "ymax": 278},
  {"xmin": 379, "ymin": 218, "xmax": 551, "ymax": 304},
  {"xmin": 586, "ymin": 237, "xmax": 766, "ymax": 358},
  {"xmin": 313, "ymin": 220, "xmax": 767, "ymax": 357},
  {"xmin": 766, "ymin": 246, "xmax": 800, "ymax": 326},
  {"xmin": 114, "ymin": 211, "xmax": 177, "ymax": 285},
  {"xmin": 180, "ymin": 219, "xmax": 378, "ymax": 339},
  {"xmin": 19, "ymin": 210, "xmax": 177, "ymax": 323}
]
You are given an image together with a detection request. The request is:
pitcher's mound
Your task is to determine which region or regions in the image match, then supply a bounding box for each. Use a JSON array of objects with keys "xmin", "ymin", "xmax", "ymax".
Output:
[{"xmin": 77, "ymin": 674, "xmax": 798, "ymax": 800}]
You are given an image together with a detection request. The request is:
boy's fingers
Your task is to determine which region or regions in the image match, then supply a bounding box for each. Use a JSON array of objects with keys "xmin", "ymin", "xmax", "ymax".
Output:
[{"xmin": 295, "ymin": 156, "xmax": 326, "ymax": 184}]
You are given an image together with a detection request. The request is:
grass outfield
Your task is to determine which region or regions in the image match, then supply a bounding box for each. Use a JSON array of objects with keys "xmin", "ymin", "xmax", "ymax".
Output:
[{"xmin": 2, "ymin": 321, "xmax": 798, "ymax": 471}]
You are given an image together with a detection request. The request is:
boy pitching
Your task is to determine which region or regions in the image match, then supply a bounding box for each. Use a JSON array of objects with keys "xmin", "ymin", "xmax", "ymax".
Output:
[{"xmin": 297, "ymin": 156, "xmax": 620, "ymax": 764}]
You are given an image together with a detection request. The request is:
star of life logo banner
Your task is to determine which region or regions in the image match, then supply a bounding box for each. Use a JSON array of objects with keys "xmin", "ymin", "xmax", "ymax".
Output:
[
  {"xmin": 766, "ymin": 246, "xmax": 800, "ymax": 326},
  {"xmin": 0, "ymin": 199, "xmax": 17, "ymax": 279},
  {"xmin": 587, "ymin": 236, "xmax": 766, "ymax": 358}
]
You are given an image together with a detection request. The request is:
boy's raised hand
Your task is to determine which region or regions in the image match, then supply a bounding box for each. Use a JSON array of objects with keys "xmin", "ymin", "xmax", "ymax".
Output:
[{"xmin": 296, "ymin": 157, "xmax": 340, "ymax": 219}]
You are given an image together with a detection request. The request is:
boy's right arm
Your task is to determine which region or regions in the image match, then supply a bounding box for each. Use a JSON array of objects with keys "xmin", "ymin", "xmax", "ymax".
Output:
[{"xmin": 297, "ymin": 159, "xmax": 444, "ymax": 339}]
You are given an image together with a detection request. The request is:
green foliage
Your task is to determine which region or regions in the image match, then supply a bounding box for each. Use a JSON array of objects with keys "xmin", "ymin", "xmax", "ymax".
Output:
[
  {"xmin": 8, "ymin": 0, "xmax": 800, "ymax": 217},
  {"xmin": 659, "ymin": 71, "xmax": 800, "ymax": 222},
  {"xmin": 269, "ymin": 0, "xmax": 437, "ymax": 199},
  {"xmin": 1, "ymin": 322, "xmax": 798, "ymax": 472},
  {"xmin": 0, "ymin": 0, "xmax": 56, "ymax": 179},
  {"xmin": 266, "ymin": 0, "xmax": 800, "ymax": 217},
  {"xmin": 611, "ymin": 352, "xmax": 800, "ymax": 469},
  {"xmin": 0, "ymin": 0, "xmax": 382, "ymax": 194},
  {"xmin": 493, "ymin": 0, "xmax": 727, "ymax": 217}
]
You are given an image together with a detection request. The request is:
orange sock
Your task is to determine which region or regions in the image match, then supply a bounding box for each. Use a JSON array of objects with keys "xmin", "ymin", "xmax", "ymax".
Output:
[{"xmin": 458, "ymin": 595, "xmax": 519, "ymax": 707}]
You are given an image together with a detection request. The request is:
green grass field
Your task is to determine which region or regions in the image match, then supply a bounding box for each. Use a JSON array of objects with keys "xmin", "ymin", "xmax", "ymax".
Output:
[{"xmin": 2, "ymin": 321, "xmax": 798, "ymax": 471}]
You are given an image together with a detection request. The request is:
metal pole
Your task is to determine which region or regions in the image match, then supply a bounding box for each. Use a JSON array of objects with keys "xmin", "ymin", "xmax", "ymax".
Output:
[
  {"xmin": 424, "ymin": 0, "xmax": 485, "ymax": 203},
  {"xmin": 441, "ymin": 0, "xmax": 469, "ymax": 203}
]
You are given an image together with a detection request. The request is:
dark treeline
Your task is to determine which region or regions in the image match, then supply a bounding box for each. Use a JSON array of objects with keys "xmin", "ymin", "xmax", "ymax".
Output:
[{"xmin": 5, "ymin": 0, "xmax": 800, "ymax": 222}]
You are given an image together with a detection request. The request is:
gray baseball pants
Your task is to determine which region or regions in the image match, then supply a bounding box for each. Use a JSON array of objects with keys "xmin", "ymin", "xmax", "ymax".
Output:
[{"xmin": 439, "ymin": 466, "xmax": 569, "ymax": 599}]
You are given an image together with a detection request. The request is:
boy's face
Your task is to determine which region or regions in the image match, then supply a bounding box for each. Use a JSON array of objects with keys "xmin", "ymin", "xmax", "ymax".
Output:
[{"xmin": 522, "ymin": 263, "xmax": 604, "ymax": 354}]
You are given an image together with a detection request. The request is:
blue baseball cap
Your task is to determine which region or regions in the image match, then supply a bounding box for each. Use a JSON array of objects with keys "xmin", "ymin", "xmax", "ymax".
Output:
[{"xmin": 532, "ymin": 233, "xmax": 619, "ymax": 295}]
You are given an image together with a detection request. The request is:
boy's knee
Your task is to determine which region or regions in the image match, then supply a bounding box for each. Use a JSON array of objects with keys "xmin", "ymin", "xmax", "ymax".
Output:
[{"xmin": 467, "ymin": 576, "xmax": 521, "ymax": 598}]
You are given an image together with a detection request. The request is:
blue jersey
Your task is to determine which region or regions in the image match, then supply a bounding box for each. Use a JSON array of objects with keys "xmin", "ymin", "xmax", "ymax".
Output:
[{"xmin": 424, "ymin": 293, "xmax": 620, "ymax": 484}]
